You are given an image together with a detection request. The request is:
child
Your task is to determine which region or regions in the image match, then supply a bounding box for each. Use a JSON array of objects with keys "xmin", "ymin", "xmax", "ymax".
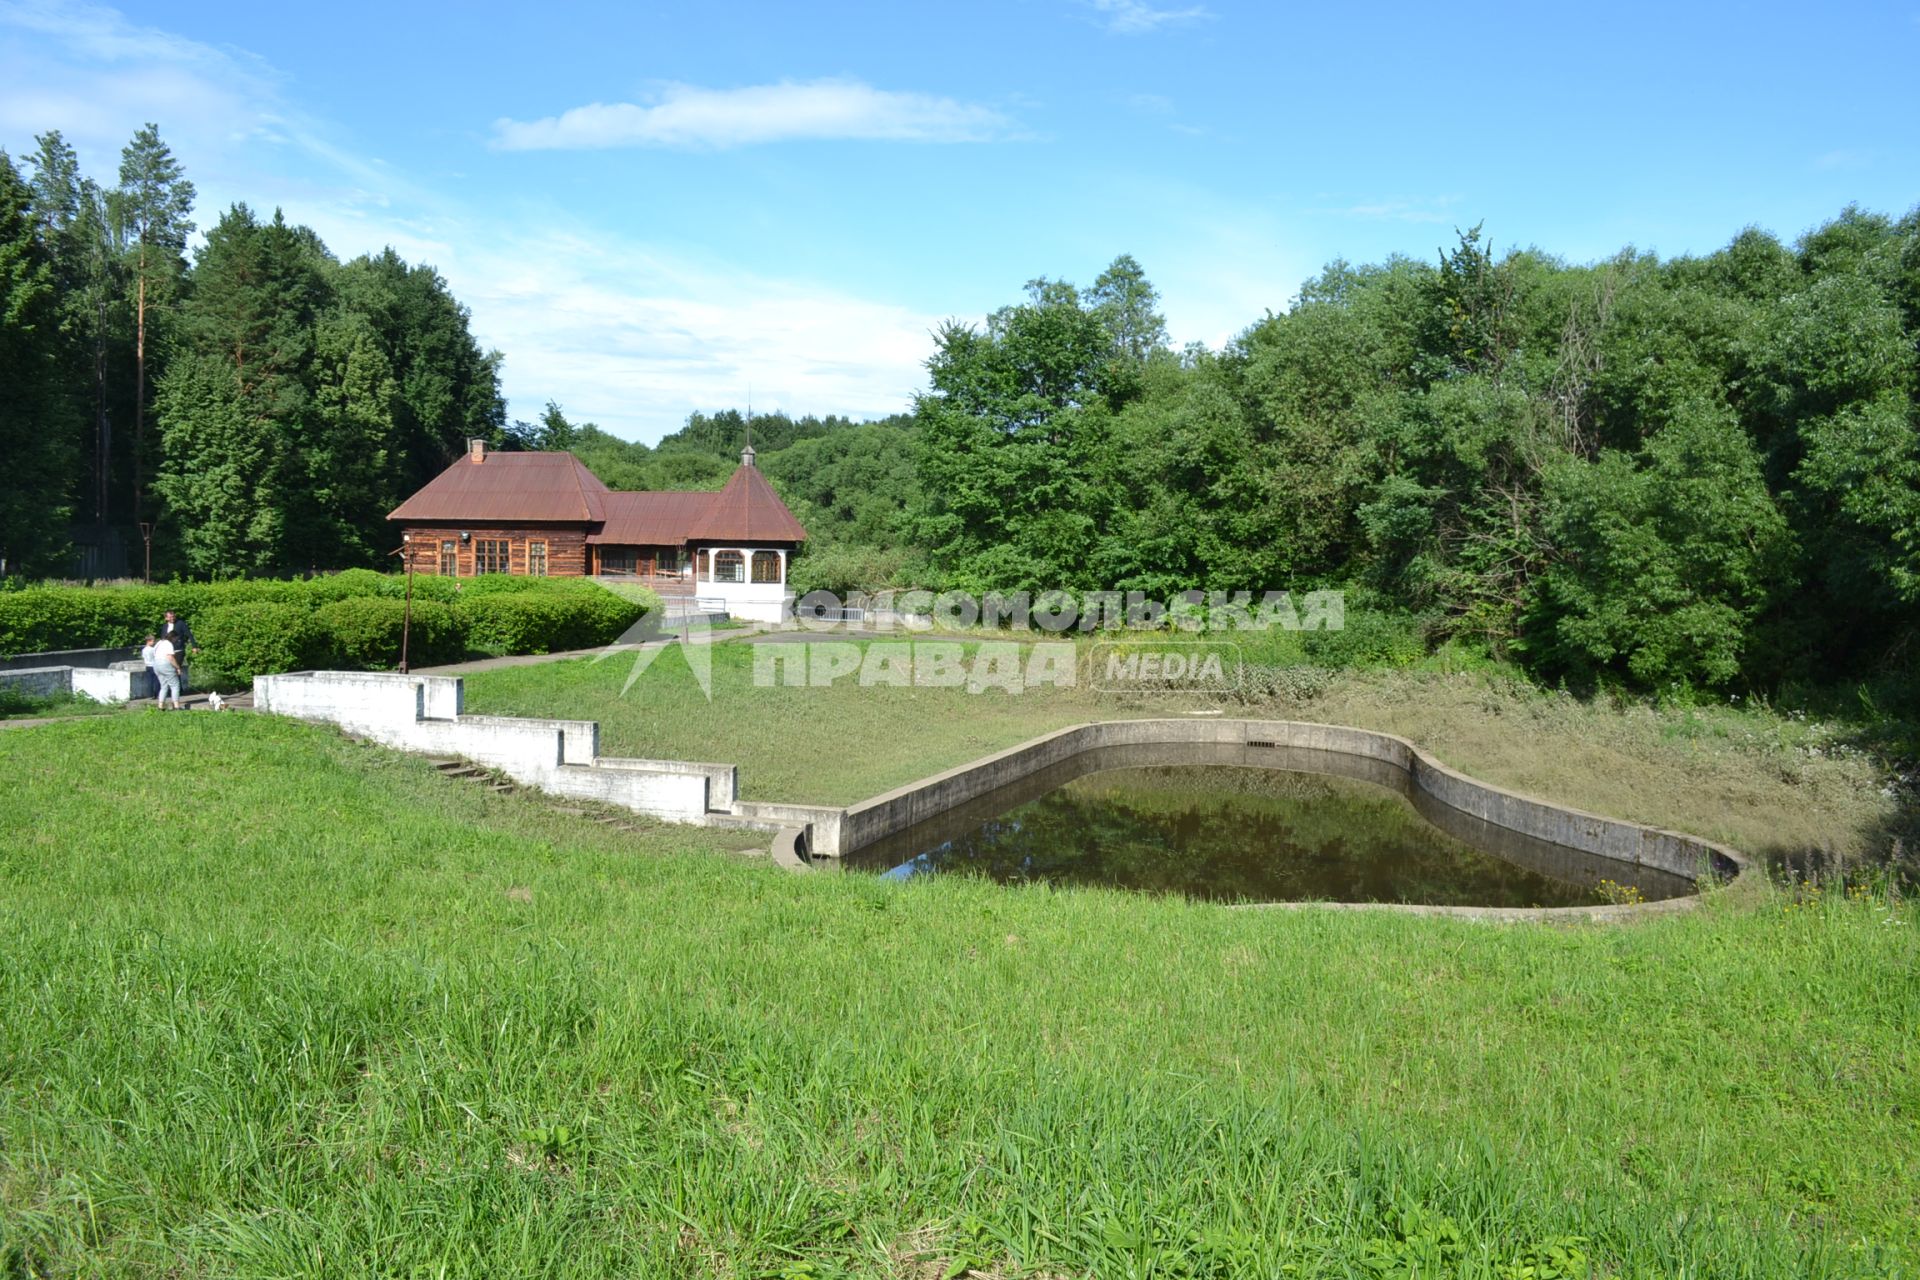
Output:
[
  {"xmin": 140, "ymin": 634, "xmax": 160, "ymax": 701},
  {"xmin": 152, "ymin": 635, "xmax": 183, "ymax": 709}
]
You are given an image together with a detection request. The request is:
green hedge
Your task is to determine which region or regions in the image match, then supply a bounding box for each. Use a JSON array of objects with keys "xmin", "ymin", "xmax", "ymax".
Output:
[
  {"xmin": 195, "ymin": 602, "xmax": 321, "ymax": 687},
  {"xmin": 312, "ymin": 598, "xmax": 463, "ymax": 670},
  {"xmin": 0, "ymin": 573, "xmax": 658, "ymax": 685},
  {"xmin": 0, "ymin": 581, "xmax": 309, "ymax": 654},
  {"xmin": 454, "ymin": 580, "xmax": 650, "ymax": 653},
  {"xmin": 300, "ymin": 568, "xmax": 399, "ymax": 605}
]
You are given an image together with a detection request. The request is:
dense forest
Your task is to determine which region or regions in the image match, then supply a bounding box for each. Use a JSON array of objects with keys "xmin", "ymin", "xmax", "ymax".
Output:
[
  {"xmin": 0, "ymin": 127, "xmax": 505, "ymax": 579},
  {"xmin": 579, "ymin": 222, "xmax": 1918, "ymax": 702},
  {"xmin": 893, "ymin": 224, "xmax": 1920, "ymax": 699},
  {"xmin": 2, "ymin": 121, "xmax": 1916, "ymax": 701}
]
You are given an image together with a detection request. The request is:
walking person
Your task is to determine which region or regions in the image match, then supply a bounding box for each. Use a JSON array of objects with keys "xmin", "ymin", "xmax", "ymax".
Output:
[
  {"xmin": 158, "ymin": 609, "xmax": 197, "ymax": 693},
  {"xmin": 152, "ymin": 635, "xmax": 184, "ymax": 710}
]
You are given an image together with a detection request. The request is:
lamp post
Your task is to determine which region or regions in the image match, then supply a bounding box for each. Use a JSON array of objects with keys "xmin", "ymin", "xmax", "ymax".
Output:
[
  {"xmin": 392, "ymin": 532, "xmax": 415, "ymax": 674},
  {"xmin": 138, "ymin": 522, "xmax": 153, "ymax": 583}
]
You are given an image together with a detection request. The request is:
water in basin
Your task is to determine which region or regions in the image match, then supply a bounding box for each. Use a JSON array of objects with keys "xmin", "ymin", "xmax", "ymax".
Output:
[{"xmin": 843, "ymin": 743, "xmax": 1697, "ymax": 907}]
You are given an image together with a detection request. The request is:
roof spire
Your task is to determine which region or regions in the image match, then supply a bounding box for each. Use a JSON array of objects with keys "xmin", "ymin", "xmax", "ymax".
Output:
[{"xmin": 743, "ymin": 386, "xmax": 755, "ymax": 467}]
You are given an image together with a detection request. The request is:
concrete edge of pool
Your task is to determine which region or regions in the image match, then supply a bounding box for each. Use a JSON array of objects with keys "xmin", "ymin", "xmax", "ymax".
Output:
[
  {"xmin": 778, "ymin": 718, "xmax": 1752, "ymax": 922},
  {"xmin": 243, "ymin": 672, "xmax": 1747, "ymax": 922}
]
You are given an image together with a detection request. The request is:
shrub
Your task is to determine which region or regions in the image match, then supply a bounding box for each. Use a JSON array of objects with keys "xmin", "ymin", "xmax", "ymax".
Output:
[
  {"xmin": 788, "ymin": 544, "xmax": 919, "ymax": 596},
  {"xmin": 401, "ymin": 574, "xmax": 459, "ymax": 605},
  {"xmin": 1301, "ymin": 604, "xmax": 1427, "ymax": 669},
  {"xmin": 455, "ymin": 581, "xmax": 648, "ymax": 653},
  {"xmin": 302, "ymin": 568, "xmax": 400, "ymax": 605},
  {"xmin": 311, "ymin": 598, "xmax": 462, "ymax": 670},
  {"xmin": 0, "ymin": 581, "xmax": 302, "ymax": 655},
  {"xmin": 454, "ymin": 593, "xmax": 570, "ymax": 654},
  {"xmin": 196, "ymin": 602, "xmax": 320, "ymax": 688},
  {"xmin": 190, "ymin": 580, "xmax": 310, "ymax": 608},
  {"xmin": 0, "ymin": 572, "xmax": 644, "ymax": 666},
  {"xmin": 0, "ymin": 583, "xmax": 208, "ymax": 654},
  {"xmin": 452, "ymin": 573, "xmax": 534, "ymax": 598}
]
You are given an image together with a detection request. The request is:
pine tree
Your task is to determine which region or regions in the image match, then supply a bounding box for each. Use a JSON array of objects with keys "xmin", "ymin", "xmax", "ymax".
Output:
[
  {"xmin": 113, "ymin": 123, "xmax": 194, "ymax": 526},
  {"xmin": 155, "ymin": 206, "xmax": 329, "ymax": 575},
  {"xmin": 336, "ymin": 248, "xmax": 505, "ymax": 496},
  {"xmin": 0, "ymin": 152, "xmax": 78, "ymax": 574},
  {"xmin": 29, "ymin": 131, "xmax": 128, "ymax": 526}
]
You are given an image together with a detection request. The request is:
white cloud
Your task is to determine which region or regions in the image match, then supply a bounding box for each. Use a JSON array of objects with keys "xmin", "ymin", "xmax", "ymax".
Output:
[
  {"xmin": 492, "ymin": 79, "xmax": 1013, "ymax": 151},
  {"xmin": 0, "ymin": 0, "xmax": 269, "ymax": 170},
  {"xmin": 0, "ymin": 2, "xmax": 942, "ymax": 439},
  {"xmin": 0, "ymin": 0, "xmax": 423, "ymax": 234},
  {"xmin": 443, "ymin": 223, "xmax": 940, "ymax": 438},
  {"xmin": 0, "ymin": 0, "xmax": 274, "ymax": 78},
  {"xmin": 1088, "ymin": 0, "xmax": 1211, "ymax": 35},
  {"xmin": 1324, "ymin": 195, "xmax": 1463, "ymax": 225}
]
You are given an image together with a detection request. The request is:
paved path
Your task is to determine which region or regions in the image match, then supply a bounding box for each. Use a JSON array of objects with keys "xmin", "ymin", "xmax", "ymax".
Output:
[
  {"xmin": 415, "ymin": 620, "xmax": 775, "ymax": 676},
  {"xmin": 1, "ymin": 689, "xmax": 246, "ymax": 730}
]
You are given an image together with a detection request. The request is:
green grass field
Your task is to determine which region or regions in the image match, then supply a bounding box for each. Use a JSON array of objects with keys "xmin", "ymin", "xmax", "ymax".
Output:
[{"xmin": 3, "ymin": 707, "xmax": 1916, "ymax": 1277}]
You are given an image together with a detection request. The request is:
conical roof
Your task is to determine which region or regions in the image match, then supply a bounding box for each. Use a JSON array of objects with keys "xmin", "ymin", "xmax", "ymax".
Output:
[{"xmin": 685, "ymin": 461, "xmax": 808, "ymax": 543}]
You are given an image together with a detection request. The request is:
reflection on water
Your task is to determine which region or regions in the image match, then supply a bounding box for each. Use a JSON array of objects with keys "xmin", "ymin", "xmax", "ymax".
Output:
[{"xmin": 843, "ymin": 743, "xmax": 1698, "ymax": 907}]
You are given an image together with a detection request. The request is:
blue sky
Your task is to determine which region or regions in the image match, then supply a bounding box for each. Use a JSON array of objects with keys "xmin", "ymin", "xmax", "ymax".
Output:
[{"xmin": 3, "ymin": 0, "xmax": 1915, "ymax": 442}]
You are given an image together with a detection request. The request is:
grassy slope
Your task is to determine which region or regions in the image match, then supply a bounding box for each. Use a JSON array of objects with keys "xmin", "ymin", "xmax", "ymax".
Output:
[
  {"xmin": 2, "ymin": 713, "xmax": 1915, "ymax": 1278},
  {"xmin": 463, "ymin": 639, "xmax": 1901, "ymax": 864}
]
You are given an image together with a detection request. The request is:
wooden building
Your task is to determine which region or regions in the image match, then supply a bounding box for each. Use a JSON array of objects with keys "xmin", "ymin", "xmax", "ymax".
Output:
[{"xmin": 388, "ymin": 439, "xmax": 808, "ymax": 621}]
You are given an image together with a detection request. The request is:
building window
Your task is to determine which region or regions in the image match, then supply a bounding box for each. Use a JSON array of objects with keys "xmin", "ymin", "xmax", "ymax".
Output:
[
  {"xmin": 751, "ymin": 550, "xmax": 782, "ymax": 584},
  {"xmin": 475, "ymin": 538, "xmax": 510, "ymax": 574},
  {"xmin": 697, "ymin": 549, "xmax": 709, "ymax": 580},
  {"xmin": 440, "ymin": 540, "xmax": 458, "ymax": 577},
  {"xmin": 527, "ymin": 541, "xmax": 548, "ymax": 577},
  {"xmin": 600, "ymin": 549, "xmax": 636, "ymax": 575},
  {"xmin": 713, "ymin": 550, "xmax": 745, "ymax": 583}
]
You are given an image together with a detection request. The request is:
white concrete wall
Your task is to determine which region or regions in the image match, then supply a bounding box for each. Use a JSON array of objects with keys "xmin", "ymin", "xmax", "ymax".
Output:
[
  {"xmin": 696, "ymin": 547, "xmax": 794, "ymax": 623},
  {"xmin": 72, "ymin": 666, "xmax": 141, "ymax": 704},
  {"xmin": 253, "ymin": 670, "xmax": 716, "ymax": 822},
  {"xmin": 700, "ymin": 579, "xmax": 792, "ymax": 623},
  {"xmin": 0, "ymin": 663, "xmax": 143, "ymax": 704}
]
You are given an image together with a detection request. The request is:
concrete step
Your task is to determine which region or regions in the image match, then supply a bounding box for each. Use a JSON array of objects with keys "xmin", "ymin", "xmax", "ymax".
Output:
[{"xmin": 702, "ymin": 811, "xmax": 784, "ymax": 833}]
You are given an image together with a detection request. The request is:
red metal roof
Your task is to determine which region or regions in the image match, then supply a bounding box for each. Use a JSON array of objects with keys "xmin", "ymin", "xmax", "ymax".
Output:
[
  {"xmin": 388, "ymin": 446, "xmax": 807, "ymax": 547},
  {"xmin": 388, "ymin": 450, "xmax": 610, "ymax": 523},
  {"xmin": 586, "ymin": 492, "xmax": 717, "ymax": 545},
  {"xmin": 685, "ymin": 462, "xmax": 809, "ymax": 544}
]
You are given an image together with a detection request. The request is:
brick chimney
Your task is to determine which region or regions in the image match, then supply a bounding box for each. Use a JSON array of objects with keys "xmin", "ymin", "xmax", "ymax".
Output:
[{"xmin": 468, "ymin": 438, "xmax": 488, "ymax": 463}]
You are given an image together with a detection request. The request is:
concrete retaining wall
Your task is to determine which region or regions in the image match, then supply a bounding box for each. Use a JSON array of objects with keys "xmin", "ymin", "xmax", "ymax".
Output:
[
  {"xmin": 72, "ymin": 665, "xmax": 144, "ymax": 703},
  {"xmin": 823, "ymin": 719, "xmax": 1746, "ymax": 891},
  {"xmin": 1, "ymin": 660, "xmax": 148, "ymax": 705},
  {"xmin": 0, "ymin": 666, "xmax": 74, "ymax": 700},
  {"xmin": 253, "ymin": 670, "xmax": 716, "ymax": 822},
  {"xmin": 247, "ymin": 673, "xmax": 1745, "ymax": 908},
  {"xmin": 0, "ymin": 646, "xmax": 138, "ymax": 672}
]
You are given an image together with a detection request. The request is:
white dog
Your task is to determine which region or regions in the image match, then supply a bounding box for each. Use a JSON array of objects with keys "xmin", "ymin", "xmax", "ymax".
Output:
[{"xmin": 206, "ymin": 690, "xmax": 225, "ymax": 712}]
